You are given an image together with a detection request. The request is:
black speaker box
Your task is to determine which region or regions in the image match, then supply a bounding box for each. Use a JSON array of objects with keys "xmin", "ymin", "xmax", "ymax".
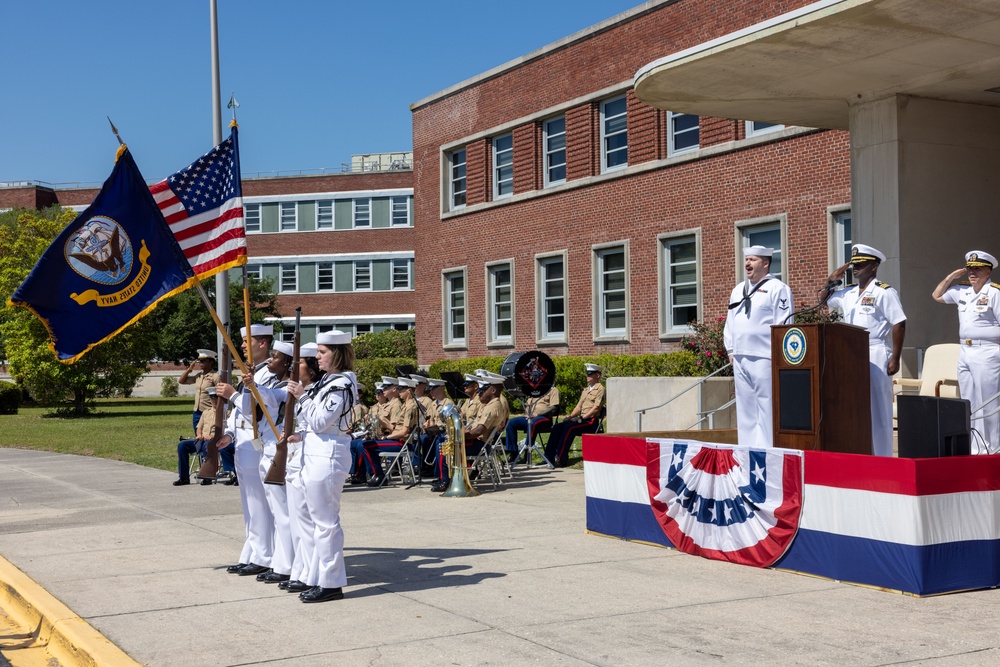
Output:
[{"xmin": 897, "ymin": 395, "xmax": 971, "ymax": 458}]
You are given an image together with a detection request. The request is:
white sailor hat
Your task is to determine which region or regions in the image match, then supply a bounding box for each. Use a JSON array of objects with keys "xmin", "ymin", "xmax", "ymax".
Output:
[
  {"xmin": 476, "ymin": 371, "xmax": 506, "ymax": 388},
  {"xmin": 409, "ymin": 374, "xmax": 429, "ymax": 384},
  {"xmin": 196, "ymin": 348, "xmax": 217, "ymax": 360},
  {"xmin": 742, "ymin": 245, "xmax": 774, "ymax": 258},
  {"xmin": 240, "ymin": 324, "xmax": 273, "ymax": 338},
  {"xmin": 463, "ymin": 374, "xmax": 480, "ymax": 384},
  {"xmin": 316, "ymin": 330, "xmax": 352, "ymax": 345},
  {"xmin": 850, "ymin": 244, "xmax": 885, "ymax": 264},
  {"xmin": 396, "ymin": 377, "xmax": 417, "ymax": 388},
  {"xmin": 427, "ymin": 378, "xmax": 446, "ymax": 388},
  {"xmin": 585, "ymin": 363, "xmax": 603, "ymax": 374},
  {"xmin": 380, "ymin": 376, "xmax": 399, "ymax": 386},
  {"xmin": 299, "ymin": 343, "xmax": 318, "ymax": 358},
  {"xmin": 473, "ymin": 368, "xmax": 489, "ymax": 378},
  {"xmin": 966, "ymin": 250, "xmax": 997, "ymax": 269},
  {"xmin": 374, "ymin": 382, "xmax": 385, "ymax": 392},
  {"xmin": 272, "ymin": 341, "xmax": 293, "ymax": 357}
]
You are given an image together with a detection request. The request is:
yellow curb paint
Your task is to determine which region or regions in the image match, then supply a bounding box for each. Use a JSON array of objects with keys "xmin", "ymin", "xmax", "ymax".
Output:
[{"xmin": 0, "ymin": 555, "xmax": 141, "ymax": 667}]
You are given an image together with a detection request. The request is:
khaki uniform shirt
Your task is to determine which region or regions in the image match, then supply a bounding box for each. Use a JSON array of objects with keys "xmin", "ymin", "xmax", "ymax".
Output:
[
  {"xmin": 193, "ymin": 371, "xmax": 219, "ymax": 413},
  {"xmin": 577, "ymin": 383, "xmax": 606, "ymax": 419},
  {"xmin": 195, "ymin": 406, "xmax": 217, "ymax": 439},
  {"xmin": 469, "ymin": 396, "xmax": 506, "ymax": 441},
  {"xmin": 461, "ymin": 395, "xmax": 482, "ymax": 423},
  {"xmin": 525, "ymin": 387, "xmax": 560, "ymax": 417},
  {"xmin": 417, "ymin": 395, "xmax": 435, "ymax": 422},
  {"xmin": 389, "ymin": 397, "xmax": 418, "ymax": 440}
]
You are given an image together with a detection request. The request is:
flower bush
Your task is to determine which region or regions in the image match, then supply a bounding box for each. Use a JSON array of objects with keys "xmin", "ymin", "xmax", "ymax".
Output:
[{"xmin": 679, "ymin": 318, "xmax": 732, "ymax": 376}]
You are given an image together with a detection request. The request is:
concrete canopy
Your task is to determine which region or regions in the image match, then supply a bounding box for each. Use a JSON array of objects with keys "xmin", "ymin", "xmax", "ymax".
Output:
[{"xmin": 634, "ymin": 0, "xmax": 1000, "ymax": 130}]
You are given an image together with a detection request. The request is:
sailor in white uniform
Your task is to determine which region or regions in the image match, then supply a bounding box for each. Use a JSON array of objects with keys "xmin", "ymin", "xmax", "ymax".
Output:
[
  {"xmin": 723, "ymin": 245, "xmax": 794, "ymax": 448},
  {"xmin": 933, "ymin": 250, "xmax": 1000, "ymax": 454},
  {"xmin": 825, "ymin": 244, "xmax": 906, "ymax": 456}
]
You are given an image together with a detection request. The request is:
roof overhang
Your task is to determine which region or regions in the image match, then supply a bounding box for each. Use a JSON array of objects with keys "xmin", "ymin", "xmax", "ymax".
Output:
[{"xmin": 634, "ymin": 0, "xmax": 1000, "ymax": 130}]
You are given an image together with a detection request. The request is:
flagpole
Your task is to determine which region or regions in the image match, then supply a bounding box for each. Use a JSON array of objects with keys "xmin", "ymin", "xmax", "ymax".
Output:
[{"xmin": 209, "ymin": 0, "xmax": 230, "ymax": 365}]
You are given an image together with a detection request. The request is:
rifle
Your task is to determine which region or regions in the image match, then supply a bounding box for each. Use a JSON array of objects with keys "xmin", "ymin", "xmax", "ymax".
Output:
[
  {"xmin": 197, "ymin": 332, "xmax": 230, "ymax": 480},
  {"xmin": 264, "ymin": 308, "xmax": 300, "ymax": 486}
]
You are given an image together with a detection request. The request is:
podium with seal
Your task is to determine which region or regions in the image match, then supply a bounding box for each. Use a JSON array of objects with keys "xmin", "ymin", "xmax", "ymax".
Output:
[{"xmin": 771, "ymin": 322, "xmax": 872, "ymax": 453}]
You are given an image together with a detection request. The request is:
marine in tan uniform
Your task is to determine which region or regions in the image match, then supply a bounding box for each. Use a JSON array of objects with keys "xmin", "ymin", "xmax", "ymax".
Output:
[
  {"xmin": 545, "ymin": 364, "xmax": 605, "ymax": 467},
  {"xmin": 178, "ymin": 348, "xmax": 219, "ymax": 436}
]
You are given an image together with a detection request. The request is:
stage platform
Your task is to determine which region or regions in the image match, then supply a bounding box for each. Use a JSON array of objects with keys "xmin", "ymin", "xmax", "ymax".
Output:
[{"xmin": 584, "ymin": 434, "xmax": 1000, "ymax": 596}]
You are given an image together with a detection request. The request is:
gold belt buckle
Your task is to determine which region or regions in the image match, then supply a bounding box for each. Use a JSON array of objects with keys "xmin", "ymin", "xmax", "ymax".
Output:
[{"xmin": 965, "ymin": 339, "xmax": 973, "ymax": 346}]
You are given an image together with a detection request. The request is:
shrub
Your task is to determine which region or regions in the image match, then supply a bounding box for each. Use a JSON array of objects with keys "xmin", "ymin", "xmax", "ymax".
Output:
[
  {"xmin": 0, "ymin": 381, "xmax": 21, "ymax": 414},
  {"xmin": 161, "ymin": 376, "xmax": 180, "ymax": 398},
  {"xmin": 353, "ymin": 329, "xmax": 416, "ymax": 359},
  {"xmin": 679, "ymin": 318, "xmax": 732, "ymax": 376},
  {"xmin": 354, "ymin": 357, "xmax": 417, "ymax": 406}
]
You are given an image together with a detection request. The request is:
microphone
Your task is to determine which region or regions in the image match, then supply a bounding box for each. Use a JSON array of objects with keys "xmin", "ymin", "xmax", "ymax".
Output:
[{"xmin": 823, "ymin": 279, "xmax": 843, "ymax": 290}]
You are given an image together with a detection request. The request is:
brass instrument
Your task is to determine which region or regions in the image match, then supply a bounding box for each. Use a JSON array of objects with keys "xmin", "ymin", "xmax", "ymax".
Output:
[
  {"xmin": 264, "ymin": 308, "xmax": 300, "ymax": 486},
  {"xmin": 438, "ymin": 403, "xmax": 479, "ymax": 497}
]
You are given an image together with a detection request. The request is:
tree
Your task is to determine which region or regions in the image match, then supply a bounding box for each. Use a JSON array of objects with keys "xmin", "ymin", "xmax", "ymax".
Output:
[{"xmin": 0, "ymin": 209, "xmax": 155, "ymax": 414}]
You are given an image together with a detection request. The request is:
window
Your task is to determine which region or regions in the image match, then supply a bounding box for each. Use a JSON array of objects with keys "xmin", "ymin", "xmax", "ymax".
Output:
[
  {"xmin": 661, "ymin": 235, "xmax": 699, "ymax": 334},
  {"xmin": 391, "ymin": 196, "xmax": 409, "ymax": 226},
  {"xmin": 317, "ymin": 200, "xmax": 334, "ymax": 229},
  {"xmin": 601, "ymin": 96, "xmax": 628, "ymax": 172},
  {"xmin": 354, "ymin": 324, "xmax": 372, "ymax": 336},
  {"xmin": 449, "ymin": 149, "xmax": 467, "ymax": 210},
  {"xmin": 280, "ymin": 202, "xmax": 297, "ymax": 231},
  {"xmin": 245, "ymin": 203, "xmax": 261, "ymax": 233},
  {"xmin": 443, "ymin": 270, "xmax": 466, "ymax": 345},
  {"xmin": 392, "ymin": 322, "xmax": 412, "ymax": 331},
  {"xmin": 280, "ymin": 263, "xmax": 297, "ymax": 293},
  {"xmin": 354, "ymin": 260, "xmax": 371, "ymax": 291},
  {"xmin": 832, "ymin": 209, "xmax": 853, "ymax": 285},
  {"xmin": 746, "ymin": 120, "xmax": 784, "ymax": 137},
  {"xmin": 487, "ymin": 262, "xmax": 513, "ymax": 345},
  {"xmin": 317, "ymin": 262, "xmax": 334, "ymax": 292},
  {"xmin": 492, "ymin": 134, "xmax": 513, "ymax": 199},
  {"xmin": 353, "ymin": 198, "xmax": 371, "ymax": 228},
  {"xmin": 537, "ymin": 254, "xmax": 566, "ymax": 342},
  {"xmin": 740, "ymin": 221, "xmax": 784, "ymax": 281},
  {"xmin": 246, "ymin": 264, "xmax": 262, "ymax": 282},
  {"xmin": 595, "ymin": 245, "xmax": 628, "ymax": 337},
  {"xmin": 668, "ymin": 112, "xmax": 699, "ymax": 156},
  {"xmin": 392, "ymin": 259, "xmax": 411, "ymax": 290},
  {"xmin": 278, "ymin": 327, "xmax": 295, "ymax": 343},
  {"xmin": 543, "ymin": 117, "xmax": 567, "ymax": 187}
]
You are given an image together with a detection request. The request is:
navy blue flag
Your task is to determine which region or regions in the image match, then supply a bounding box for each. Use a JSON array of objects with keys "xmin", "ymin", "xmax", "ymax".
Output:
[{"xmin": 8, "ymin": 149, "xmax": 198, "ymax": 363}]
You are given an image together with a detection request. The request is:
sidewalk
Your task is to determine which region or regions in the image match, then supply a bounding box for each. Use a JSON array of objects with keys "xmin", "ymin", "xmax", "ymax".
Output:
[{"xmin": 1, "ymin": 447, "xmax": 999, "ymax": 666}]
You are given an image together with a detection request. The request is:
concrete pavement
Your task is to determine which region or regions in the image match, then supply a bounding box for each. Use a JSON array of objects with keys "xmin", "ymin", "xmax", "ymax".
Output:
[{"xmin": 1, "ymin": 447, "xmax": 999, "ymax": 666}]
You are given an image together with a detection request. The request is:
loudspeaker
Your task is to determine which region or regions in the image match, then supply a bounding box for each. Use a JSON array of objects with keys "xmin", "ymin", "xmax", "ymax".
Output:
[{"xmin": 897, "ymin": 395, "xmax": 972, "ymax": 458}]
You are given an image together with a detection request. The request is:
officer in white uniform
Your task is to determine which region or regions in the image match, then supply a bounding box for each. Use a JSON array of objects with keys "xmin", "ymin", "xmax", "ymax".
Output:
[
  {"xmin": 216, "ymin": 323, "xmax": 278, "ymax": 576},
  {"xmin": 824, "ymin": 244, "xmax": 906, "ymax": 457},
  {"xmin": 723, "ymin": 246, "xmax": 794, "ymax": 448},
  {"xmin": 933, "ymin": 250, "xmax": 1000, "ymax": 454}
]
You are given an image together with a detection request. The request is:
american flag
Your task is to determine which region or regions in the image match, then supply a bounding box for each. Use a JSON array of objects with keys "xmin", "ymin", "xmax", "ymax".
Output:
[{"xmin": 149, "ymin": 127, "xmax": 246, "ymax": 279}]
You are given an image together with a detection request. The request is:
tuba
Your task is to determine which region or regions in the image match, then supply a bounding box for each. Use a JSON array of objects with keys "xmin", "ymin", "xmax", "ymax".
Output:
[{"xmin": 438, "ymin": 403, "xmax": 479, "ymax": 497}]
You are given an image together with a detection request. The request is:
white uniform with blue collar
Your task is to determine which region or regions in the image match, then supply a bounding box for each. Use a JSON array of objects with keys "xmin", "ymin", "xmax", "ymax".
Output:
[
  {"xmin": 724, "ymin": 273, "xmax": 793, "ymax": 448},
  {"xmin": 293, "ymin": 371, "xmax": 357, "ymax": 589},
  {"xmin": 249, "ymin": 380, "xmax": 293, "ymax": 577},
  {"xmin": 829, "ymin": 280, "xmax": 906, "ymax": 456},
  {"xmin": 942, "ymin": 282, "xmax": 1000, "ymax": 453}
]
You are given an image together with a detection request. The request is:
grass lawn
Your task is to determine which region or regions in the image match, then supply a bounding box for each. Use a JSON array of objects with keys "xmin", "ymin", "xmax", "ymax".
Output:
[{"xmin": 0, "ymin": 398, "xmax": 194, "ymax": 472}]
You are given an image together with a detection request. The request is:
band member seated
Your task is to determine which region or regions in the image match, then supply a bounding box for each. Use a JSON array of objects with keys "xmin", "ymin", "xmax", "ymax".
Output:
[
  {"xmin": 173, "ymin": 387, "xmax": 235, "ymax": 486},
  {"xmin": 418, "ymin": 378, "xmax": 452, "ymax": 474},
  {"xmin": 504, "ymin": 384, "xmax": 560, "ymax": 461},
  {"xmin": 348, "ymin": 378, "xmax": 393, "ymax": 485},
  {"xmin": 359, "ymin": 376, "xmax": 419, "ymax": 487},
  {"xmin": 544, "ymin": 363, "xmax": 605, "ymax": 467},
  {"xmin": 459, "ymin": 374, "xmax": 482, "ymax": 423},
  {"xmin": 430, "ymin": 372, "xmax": 508, "ymax": 493}
]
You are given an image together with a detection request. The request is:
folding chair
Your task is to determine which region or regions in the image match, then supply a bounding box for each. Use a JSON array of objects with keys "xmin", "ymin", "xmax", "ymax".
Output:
[
  {"xmin": 378, "ymin": 431, "xmax": 418, "ymax": 486},
  {"xmin": 468, "ymin": 426, "xmax": 506, "ymax": 490}
]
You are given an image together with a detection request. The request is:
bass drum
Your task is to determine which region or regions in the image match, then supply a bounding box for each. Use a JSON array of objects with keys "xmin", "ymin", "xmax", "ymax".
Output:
[{"xmin": 500, "ymin": 350, "xmax": 556, "ymax": 398}]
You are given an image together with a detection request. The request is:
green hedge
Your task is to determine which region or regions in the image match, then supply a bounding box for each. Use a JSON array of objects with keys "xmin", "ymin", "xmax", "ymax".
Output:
[
  {"xmin": 352, "ymin": 329, "xmax": 416, "ymax": 359},
  {"xmin": 428, "ymin": 350, "xmax": 702, "ymax": 413},
  {"xmin": 0, "ymin": 381, "xmax": 21, "ymax": 414},
  {"xmin": 354, "ymin": 357, "xmax": 417, "ymax": 406}
]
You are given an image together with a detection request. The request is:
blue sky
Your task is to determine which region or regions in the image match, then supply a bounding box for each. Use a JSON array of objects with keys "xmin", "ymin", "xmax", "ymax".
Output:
[{"xmin": 1, "ymin": 0, "xmax": 642, "ymax": 185}]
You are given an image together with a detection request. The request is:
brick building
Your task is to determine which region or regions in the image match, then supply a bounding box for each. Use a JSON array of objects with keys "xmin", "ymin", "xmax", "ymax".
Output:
[
  {"xmin": 410, "ymin": 0, "xmax": 853, "ymax": 365},
  {"xmin": 1, "ymin": 159, "xmax": 415, "ymax": 343}
]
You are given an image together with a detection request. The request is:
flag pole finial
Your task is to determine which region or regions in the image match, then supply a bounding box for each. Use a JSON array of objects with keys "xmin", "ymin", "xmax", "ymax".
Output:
[
  {"xmin": 107, "ymin": 117, "xmax": 127, "ymax": 161},
  {"xmin": 227, "ymin": 93, "xmax": 240, "ymax": 128}
]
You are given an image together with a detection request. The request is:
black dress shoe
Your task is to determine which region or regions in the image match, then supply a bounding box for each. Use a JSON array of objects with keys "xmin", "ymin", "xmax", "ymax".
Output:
[
  {"xmin": 300, "ymin": 586, "xmax": 344, "ymax": 603},
  {"xmin": 348, "ymin": 475, "xmax": 367, "ymax": 486},
  {"xmin": 173, "ymin": 478, "xmax": 190, "ymax": 486},
  {"xmin": 430, "ymin": 479, "xmax": 449, "ymax": 493},
  {"xmin": 254, "ymin": 568, "xmax": 273, "ymax": 581},
  {"xmin": 366, "ymin": 475, "xmax": 385, "ymax": 487},
  {"xmin": 200, "ymin": 478, "xmax": 213, "ymax": 486},
  {"xmin": 223, "ymin": 475, "xmax": 239, "ymax": 486},
  {"xmin": 237, "ymin": 563, "xmax": 269, "ymax": 576},
  {"xmin": 258, "ymin": 571, "xmax": 290, "ymax": 584},
  {"xmin": 226, "ymin": 563, "xmax": 248, "ymax": 574},
  {"xmin": 286, "ymin": 580, "xmax": 311, "ymax": 593}
]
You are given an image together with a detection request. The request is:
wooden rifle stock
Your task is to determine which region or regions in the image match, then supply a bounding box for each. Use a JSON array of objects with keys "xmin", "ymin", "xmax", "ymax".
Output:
[
  {"xmin": 197, "ymin": 341, "xmax": 230, "ymax": 480},
  {"xmin": 264, "ymin": 309, "xmax": 301, "ymax": 485}
]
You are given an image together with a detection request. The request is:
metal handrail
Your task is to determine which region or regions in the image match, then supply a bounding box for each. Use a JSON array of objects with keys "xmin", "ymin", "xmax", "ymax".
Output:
[
  {"xmin": 634, "ymin": 362, "xmax": 733, "ymax": 431},
  {"xmin": 686, "ymin": 396, "xmax": 737, "ymax": 430}
]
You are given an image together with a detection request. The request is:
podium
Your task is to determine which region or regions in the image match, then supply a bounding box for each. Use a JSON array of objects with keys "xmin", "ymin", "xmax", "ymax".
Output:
[{"xmin": 771, "ymin": 323, "xmax": 872, "ymax": 453}]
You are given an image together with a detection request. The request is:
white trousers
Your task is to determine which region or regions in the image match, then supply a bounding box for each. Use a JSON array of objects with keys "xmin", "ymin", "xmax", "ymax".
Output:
[
  {"xmin": 286, "ymin": 447, "xmax": 313, "ymax": 583},
  {"xmin": 259, "ymin": 452, "xmax": 292, "ymax": 575},
  {"xmin": 958, "ymin": 343, "xmax": 1000, "ymax": 454},
  {"xmin": 234, "ymin": 440, "xmax": 273, "ymax": 567},
  {"xmin": 302, "ymin": 437, "xmax": 351, "ymax": 589},
  {"xmin": 733, "ymin": 355, "xmax": 773, "ymax": 448},
  {"xmin": 868, "ymin": 344, "xmax": 894, "ymax": 457}
]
